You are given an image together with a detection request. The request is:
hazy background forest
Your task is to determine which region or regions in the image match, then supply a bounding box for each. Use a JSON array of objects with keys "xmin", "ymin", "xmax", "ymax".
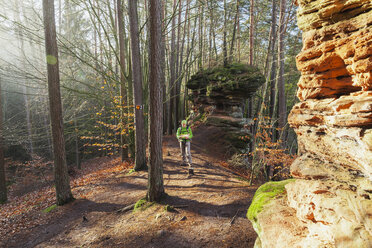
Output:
[{"xmin": 0, "ymin": 0, "xmax": 301, "ymax": 167}]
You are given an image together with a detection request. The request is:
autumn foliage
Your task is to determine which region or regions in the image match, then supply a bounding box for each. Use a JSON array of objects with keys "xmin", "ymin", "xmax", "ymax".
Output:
[{"xmin": 250, "ymin": 115, "xmax": 296, "ymax": 181}]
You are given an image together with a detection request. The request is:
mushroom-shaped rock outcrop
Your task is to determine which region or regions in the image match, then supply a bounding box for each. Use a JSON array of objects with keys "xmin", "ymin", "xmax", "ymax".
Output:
[
  {"xmin": 186, "ymin": 63, "xmax": 265, "ymax": 110},
  {"xmin": 186, "ymin": 63, "xmax": 265, "ymax": 154}
]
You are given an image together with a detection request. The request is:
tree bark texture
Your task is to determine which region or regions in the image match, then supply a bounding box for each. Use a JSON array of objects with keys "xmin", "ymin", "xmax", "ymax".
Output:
[
  {"xmin": 15, "ymin": 0, "xmax": 34, "ymax": 155},
  {"xmin": 117, "ymin": 0, "xmax": 129, "ymax": 161},
  {"xmin": 229, "ymin": 0, "xmax": 239, "ymax": 62},
  {"xmin": 223, "ymin": 0, "xmax": 228, "ymax": 67},
  {"xmin": 278, "ymin": 0, "xmax": 287, "ymax": 147},
  {"xmin": 42, "ymin": 0, "xmax": 73, "ymax": 206},
  {"xmin": 175, "ymin": 0, "xmax": 183, "ymax": 129},
  {"xmin": 128, "ymin": 0, "xmax": 147, "ymax": 170},
  {"xmin": 147, "ymin": 0, "xmax": 165, "ymax": 202},
  {"xmin": 169, "ymin": 0, "xmax": 177, "ymax": 134},
  {"xmin": 269, "ymin": 0, "xmax": 278, "ymax": 122},
  {"xmin": 249, "ymin": 0, "xmax": 254, "ymax": 66}
]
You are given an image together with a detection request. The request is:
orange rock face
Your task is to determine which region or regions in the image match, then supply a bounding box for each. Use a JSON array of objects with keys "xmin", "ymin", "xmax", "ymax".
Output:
[
  {"xmin": 295, "ymin": 6, "xmax": 372, "ymax": 100},
  {"xmin": 252, "ymin": 1, "xmax": 372, "ymax": 247},
  {"xmin": 290, "ymin": 0, "xmax": 372, "ymax": 176}
]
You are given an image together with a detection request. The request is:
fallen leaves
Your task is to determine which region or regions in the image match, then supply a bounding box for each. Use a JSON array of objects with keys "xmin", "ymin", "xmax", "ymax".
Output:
[{"xmin": 0, "ymin": 156, "xmax": 133, "ymax": 242}]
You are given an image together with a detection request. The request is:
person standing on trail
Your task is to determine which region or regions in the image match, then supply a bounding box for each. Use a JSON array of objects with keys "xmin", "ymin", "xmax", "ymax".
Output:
[{"xmin": 176, "ymin": 120, "xmax": 194, "ymax": 176}]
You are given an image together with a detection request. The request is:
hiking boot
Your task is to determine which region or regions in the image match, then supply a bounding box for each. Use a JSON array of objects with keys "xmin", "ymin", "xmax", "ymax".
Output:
[{"xmin": 188, "ymin": 168, "xmax": 194, "ymax": 176}]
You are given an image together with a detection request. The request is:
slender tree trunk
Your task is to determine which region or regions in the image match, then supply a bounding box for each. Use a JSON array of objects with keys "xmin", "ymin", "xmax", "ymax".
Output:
[
  {"xmin": 118, "ymin": 0, "xmax": 129, "ymax": 161},
  {"xmin": 15, "ymin": 0, "xmax": 34, "ymax": 155},
  {"xmin": 114, "ymin": 0, "xmax": 119, "ymax": 76},
  {"xmin": 207, "ymin": 1, "xmax": 218, "ymax": 62},
  {"xmin": 161, "ymin": 0, "xmax": 168, "ymax": 134},
  {"xmin": 43, "ymin": 95, "xmax": 53, "ymax": 158},
  {"xmin": 58, "ymin": 0, "xmax": 62, "ymax": 33},
  {"xmin": 169, "ymin": 0, "xmax": 177, "ymax": 134},
  {"xmin": 74, "ymin": 115, "xmax": 80, "ymax": 169},
  {"xmin": 277, "ymin": 0, "xmax": 287, "ymax": 148},
  {"xmin": 223, "ymin": 0, "xmax": 228, "ymax": 67},
  {"xmin": 269, "ymin": 0, "xmax": 278, "ymax": 121},
  {"xmin": 128, "ymin": 0, "xmax": 147, "ymax": 170},
  {"xmin": 175, "ymin": 0, "xmax": 182, "ymax": 128},
  {"xmin": 237, "ymin": 5, "xmax": 241, "ymax": 62},
  {"xmin": 179, "ymin": 0, "xmax": 190, "ymax": 119},
  {"xmin": 229, "ymin": 0, "xmax": 239, "ymax": 62},
  {"xmin": 147, "ymin": 0, "xmax": 165, "ymax": 202},
  {"xmin": 249, "ymin": 0, "xmax": 254, "ymax": 66},
  {"xmin": 42, "ymin": 0, "xmax": 73, "ymax": 206},
  {"xmin": 262, "ymin": 0, "xmax": 277, "ymax": 118},
  {"xmin": 198, "ymin": 1, "xmax": 204, "ymax": 69},
  {"xmin": 247, "ymin": 0, "xmax": 255, "ymax": 152},
  {"xmin": 0, "ymin": 79, "xmax": 6, "ymax": 204}
]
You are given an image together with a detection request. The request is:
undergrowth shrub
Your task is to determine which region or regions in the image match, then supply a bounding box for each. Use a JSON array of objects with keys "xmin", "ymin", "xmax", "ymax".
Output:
[{"xmin": 249, "ymin": 115, "xmax": 297, "ymax": 182}]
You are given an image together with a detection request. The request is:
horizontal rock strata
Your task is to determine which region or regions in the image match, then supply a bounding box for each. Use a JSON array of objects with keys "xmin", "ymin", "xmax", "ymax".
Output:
[{"xmin": 250, "ymin": 0, "xmax": 372, "ymax": 247}]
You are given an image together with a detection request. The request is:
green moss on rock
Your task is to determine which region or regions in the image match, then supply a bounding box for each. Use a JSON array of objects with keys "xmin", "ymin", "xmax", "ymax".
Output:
[
  {"xmin": 247, "ymin": 179, "xmax": 295, "ymax": 234},
  {"xmin": 186, "ymin": 63, "xmax": 265, "ymax": 100}
]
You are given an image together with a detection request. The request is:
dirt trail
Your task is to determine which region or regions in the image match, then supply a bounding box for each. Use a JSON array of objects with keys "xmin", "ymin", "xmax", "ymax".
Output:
[{"xmin": 4, "ymin": 125, "xmax": 258, "ymax": 248}]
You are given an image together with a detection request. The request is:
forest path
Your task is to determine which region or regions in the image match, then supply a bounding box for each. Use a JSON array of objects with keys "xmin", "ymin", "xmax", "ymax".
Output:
[{"xmin": 5, "ymin": 125, "xmax": 258, "ymax": 248}]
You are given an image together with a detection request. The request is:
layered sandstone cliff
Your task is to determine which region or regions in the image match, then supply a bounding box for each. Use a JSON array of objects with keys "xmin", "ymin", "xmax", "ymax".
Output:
[{"xmin": 248, "ymin": 1, "xmax": 372, "ymax": 247}]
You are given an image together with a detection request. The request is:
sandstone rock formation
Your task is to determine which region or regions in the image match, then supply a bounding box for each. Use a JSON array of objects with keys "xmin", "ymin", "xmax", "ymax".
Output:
[
  {"xmin": 248, "ymin": 1, "xmax": 372, "ymax": 247},
  {"xmin": 186, "ymin": 63, "xmax": 265, "ymax": 153}
]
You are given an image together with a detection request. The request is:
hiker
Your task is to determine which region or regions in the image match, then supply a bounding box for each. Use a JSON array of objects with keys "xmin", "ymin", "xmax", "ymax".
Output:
[{"xmin": 176, "ymin": 120, "xmax": 194, "ymax": 175}]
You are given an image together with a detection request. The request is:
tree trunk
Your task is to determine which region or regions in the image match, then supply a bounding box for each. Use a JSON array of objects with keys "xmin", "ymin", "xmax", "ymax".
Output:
[
  {"xmin": 249, "ymin": 0, "xmax": 254, "ymax": 65},
  {"xmin": 207, "ymin": 1, "xmax": 218, "ymax": 62},
  {"xmin": 161, "ymin": 0, "xmax": 167, "ymax": 134},
  {"xmin": 237, "ymin": 4, "xmax": 241, "ymax": 62},
  {"xmin": 277, "ymin": 0, "xmax": 287, "ymax": 148},
  {"xmin": 175, "ymin": 0, "xmax": 182, "ymax": 128},
  {"xmin": 15, "ymin": 0, "xmax": 34, "ymax": 155},
  {"xmin": 223, "ymin": 0, "xmax": 228, "ymax": 67},
  {"xmin": 229, "ymin": 0, "xmax": 239, "ymax": 62},
  {"xmin": 169, "ymin": 0, "xmax": 177, "ymax": 134},
  {"xmin": 248, "ymin": 0, "xmax": 255, "ymax": 152},
  {"xmin": 147, "ymin": 0, "xmax": 165, "ymax": 202},
  {"xmin": 128, "ymin": 0, "xmax": 147, "ymax": 170},
  {"xmin": 0, "ymin": 79, "xmax": 6, "ymax": 204},
  {"xmin": 180, "ymin": 0, "xmax": 190, "ymax": 119},
  {"xmin": 198, "ymin": 1, "xmax": 204, "ymax": 69},
  {"xmin": 269, "ymin": 0, "xmax": 278, "ymax": 132},
  {"xmin": 117, "ymin": 0, "xmax": 129, "ymax": 161},
  {"xmin": 74, "ymin": 115, "xmax": 80, "ymax": 169},
  {"xmin": 42, "ymin": 0, "xmax": 73, "ymax": 206}
]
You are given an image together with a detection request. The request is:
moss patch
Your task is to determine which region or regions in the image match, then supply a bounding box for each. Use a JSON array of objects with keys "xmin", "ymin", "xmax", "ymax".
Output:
[
  {"xmin": 186, "ymin": 63, "xmax": 265, "ymax": 100},
  {"xmin": 127, "ymin": 168, "xmax": 136, "ymax": 175},
  {"xmin": 133, "ymin": 198, "xmax": 155, "ymax": 212},
  {"xmin": 247, "ymin": 179, "xmax": 295, "ymax": 234},
  {"xmin": 43, "ymin": 204, "xmax": 57, "ymax": 213}
]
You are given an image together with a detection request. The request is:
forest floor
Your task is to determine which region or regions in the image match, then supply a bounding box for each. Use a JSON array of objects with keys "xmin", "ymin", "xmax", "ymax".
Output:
[{"xmin": 1, "ymin": 125, "xmax": 258, "ymax": 248}]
